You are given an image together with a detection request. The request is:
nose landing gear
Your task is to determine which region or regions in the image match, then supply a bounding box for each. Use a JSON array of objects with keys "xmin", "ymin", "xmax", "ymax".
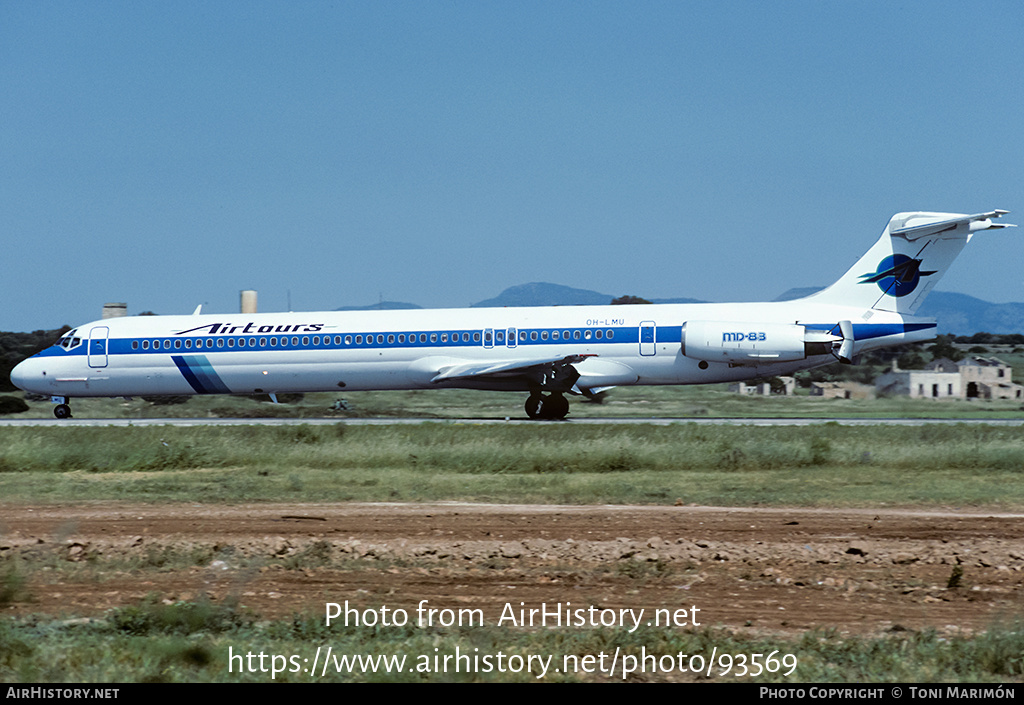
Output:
[{"xmin": 52, "ymin": 397, "xmax": 72, "ymax": 419}]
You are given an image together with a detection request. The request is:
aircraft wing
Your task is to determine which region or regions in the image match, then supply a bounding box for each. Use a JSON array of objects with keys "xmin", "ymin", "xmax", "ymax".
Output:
[
  {"xmin": 892, "ymin": 210, "xmax": 1015, "ymax": 240},
  {"xmin": 430, "ymin": 354, "xmax": 595, "ymax": 384}
]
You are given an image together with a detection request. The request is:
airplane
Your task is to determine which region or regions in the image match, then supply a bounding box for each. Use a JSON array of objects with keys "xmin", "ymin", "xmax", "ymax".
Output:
[{"xmin": 11, "ymin": 209, "xmax": 1015, "ymax": 420}]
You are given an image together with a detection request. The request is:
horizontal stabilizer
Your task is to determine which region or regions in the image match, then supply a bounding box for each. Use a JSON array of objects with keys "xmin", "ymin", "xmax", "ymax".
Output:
[{"xmin": 892, "ymin": 210, "xmax": 1015, "ymax": 240}]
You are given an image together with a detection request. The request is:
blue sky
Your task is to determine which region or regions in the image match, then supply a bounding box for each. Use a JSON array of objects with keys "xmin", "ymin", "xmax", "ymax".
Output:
[{"xmin": 3, "ymin": 1, "xmax": 1022, "ymax": 331}]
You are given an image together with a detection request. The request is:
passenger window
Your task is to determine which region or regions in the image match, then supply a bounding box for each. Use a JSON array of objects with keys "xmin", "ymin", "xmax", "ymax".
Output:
[
  {"xmin": 217, "ymin": 339, "xmax": 224, "ymax": 348},
  {"xmin": 519, "ymin": 331, "xmax": 527, "ymax": 341},
  {"xmin": 530, "ymin": 331, "xmax": 538, "ymax": 341},
  {"xmin": 573, "ymin": 330, "xmax": 580, "ymax": 340},
  {"xmin": 552, "ymin": 331, "xmax": 560, "ymax": 340},
  {"xmin": 302, "ymin": 337, "xmax": 310, "ymax": 345},
  {"xmin": 260, "ymin": 338, "xmax": 267, "ymax": 347},
  {"xmin": 142, "ymin": 340, "xmax": 149, "ymax": 350},
  {"xmin": 292, "ymin": 337, "xmax": 299, "ymax": 346},
  {"xmin": 430, "ymin": 333, "xmax": 438, "ymax": 343},
  {"xmin": 474, "ymin": 332, "xmax": 481, "ymax": 342},
  {"xmin": 132, "ymin": 341, "xmax": 139, "ymax": 350},
  {"xmin": 419, "ymin": 333, "xmax": 427, "ymax": 343},
  {"xmin": 607, "ymin": 329, "xmax": 614, "ymax": 339},
  {"xmin": 164, "ymin": 340, "xmax": 171, "ymax": 349},
  {"xmin": 441, "ymin": 333, "xmax": 448, "ymax": 343},
  {"xmin": 584, "ymin": 330, "xmax": 592, "ymax": 340},
  {"xmin": 228, "ymin": 339, "xmax": 235, "ymax": 348},
  {"xmin": 388, "ymin": 334, "xmax": 395, "ymax": 344}
]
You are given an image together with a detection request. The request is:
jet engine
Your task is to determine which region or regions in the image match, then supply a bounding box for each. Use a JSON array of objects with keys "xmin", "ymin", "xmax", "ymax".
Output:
[{"xmin": 681, "ymin": 321, "xmax": 842, "ymax": 365}]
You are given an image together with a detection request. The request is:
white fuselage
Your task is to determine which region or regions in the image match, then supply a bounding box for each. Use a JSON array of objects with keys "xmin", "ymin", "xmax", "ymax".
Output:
[{"xmin": 11, "ymin": 299, "xmax": 934, "ymax": 400}]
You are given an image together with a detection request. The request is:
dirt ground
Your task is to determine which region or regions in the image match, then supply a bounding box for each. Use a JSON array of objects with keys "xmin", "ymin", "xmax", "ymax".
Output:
[{"xmin": 2, "ymin": 502, "xmax": 1023, "ymax": 637}]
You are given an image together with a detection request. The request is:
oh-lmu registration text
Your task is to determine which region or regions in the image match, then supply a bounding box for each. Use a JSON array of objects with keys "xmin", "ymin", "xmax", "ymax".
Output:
[{"xmin": 326, "ymin": 600, "xmax": 702, "ymax": 632}]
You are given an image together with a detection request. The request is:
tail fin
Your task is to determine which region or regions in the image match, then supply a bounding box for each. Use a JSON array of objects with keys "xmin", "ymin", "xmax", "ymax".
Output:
[{"xmin": 806, "ymin": 210, "xmax": 1014, "ymax": 314}]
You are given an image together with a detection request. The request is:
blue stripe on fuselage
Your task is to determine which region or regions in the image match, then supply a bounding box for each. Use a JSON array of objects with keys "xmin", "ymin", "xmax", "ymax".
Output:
[
  {"xmin": 172, "ymin": 355, "xmax": 232, "ymax": 394},
  {"xmin": 106, "ymin": 325, "xmax": 639, "ymax": 355}
]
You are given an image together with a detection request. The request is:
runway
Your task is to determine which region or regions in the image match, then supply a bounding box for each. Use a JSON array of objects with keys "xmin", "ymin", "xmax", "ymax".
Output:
[{"xmin": 2, "ymin": 416, "xmax": 1024, "ymax": 427}]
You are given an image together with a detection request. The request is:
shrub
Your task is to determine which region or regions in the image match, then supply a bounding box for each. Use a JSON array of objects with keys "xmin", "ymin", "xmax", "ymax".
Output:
[{"xmin": 0, "ymin": 396, "xmax": 29, "ymax": 414}]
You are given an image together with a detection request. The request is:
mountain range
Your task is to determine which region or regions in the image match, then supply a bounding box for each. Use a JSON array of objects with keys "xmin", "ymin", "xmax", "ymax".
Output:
[{"xmin": 337, "ymin": 282, "xmax": 1024, "ymax": 336}]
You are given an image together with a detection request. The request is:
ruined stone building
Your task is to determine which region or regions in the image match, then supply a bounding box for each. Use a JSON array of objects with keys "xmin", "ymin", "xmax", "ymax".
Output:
[{"xmin": 875, "ymin": 356, "xmax": 1022, "ymax": 400}]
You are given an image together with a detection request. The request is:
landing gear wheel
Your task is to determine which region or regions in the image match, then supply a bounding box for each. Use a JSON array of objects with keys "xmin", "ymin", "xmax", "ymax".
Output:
[
  {"xmin": 54, "ymin": 404, "xmax": 72, "ymax": 419},
  {"xmin": 547, "ymin": 393, "xmax": 569, "ymax": 420},
  {"xmin": 524, "ymin": 393, "xmax": 570, "ymax": 420},
  {"xmin": 525, "ymin": 394, "xmax": 544, "ymax": 419}
]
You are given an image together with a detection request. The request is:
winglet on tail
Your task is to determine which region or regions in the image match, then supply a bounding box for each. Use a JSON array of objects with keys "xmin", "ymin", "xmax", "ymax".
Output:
[{"xmin": 804, "ymin": 210, "xmax": 1014, "ymax": 315}]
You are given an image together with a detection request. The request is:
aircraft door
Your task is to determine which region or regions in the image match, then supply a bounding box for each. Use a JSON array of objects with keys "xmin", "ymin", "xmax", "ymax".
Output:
[
  {"xmin": 507, "ymin": 327, "xmax": 517, "ymax": 348},
  {"xmin": 483, "ymin": 328, "xmax": 494, "ymax": 349},
  {"xmin": 639, "ymin": 321, "xmax": 656, "ymax": 356},
  {"xmin": 88, "ymin": 326, "xmax": 109, "ymax": 368}
]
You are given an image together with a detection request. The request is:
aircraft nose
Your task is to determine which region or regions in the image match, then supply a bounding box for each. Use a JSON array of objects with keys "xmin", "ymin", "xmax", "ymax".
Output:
[{"xmin": 10, "ymin": 356, "xmax": 44, "ymax": 393}]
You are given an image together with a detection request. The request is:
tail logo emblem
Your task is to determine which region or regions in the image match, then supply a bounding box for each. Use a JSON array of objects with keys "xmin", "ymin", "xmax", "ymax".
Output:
[{"xmin": 859, "ymin": 254, "xmax": 936, "ymax": 297}]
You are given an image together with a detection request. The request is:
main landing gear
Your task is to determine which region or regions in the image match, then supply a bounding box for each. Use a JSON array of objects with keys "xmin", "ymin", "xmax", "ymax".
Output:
[{"xmin": 524, "ymin": 392, "xmax": 570, "ymax": 420}]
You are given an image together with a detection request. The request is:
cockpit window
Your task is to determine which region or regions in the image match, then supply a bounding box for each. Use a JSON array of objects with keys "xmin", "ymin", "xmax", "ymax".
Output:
[{"xmin": 58, "ymin": 330, "xmax": 82, "ymax": 350}]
